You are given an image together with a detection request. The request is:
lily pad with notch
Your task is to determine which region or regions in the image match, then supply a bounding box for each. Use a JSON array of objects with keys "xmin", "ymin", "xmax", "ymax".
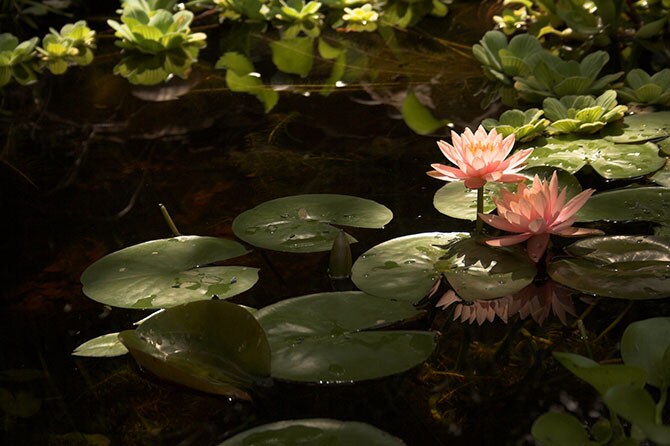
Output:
[
  {"xmin": 119, "ymin": 300, "xmax": 272, "ymax": 400},
  {"xmin": 232, "ymin": 194, "xmax": 393, "ymax": 253},
  {"xmin": 80, "ymin": 236, "xmax": 258, "ymax": 309},
  {"xmin": 548, "ymin": 236, "xmax": 670, "ymax": 299},
  {"xmin": 217, "ymin": 418, "xmax": 407, "ymax": 445},
  {"xmin": 603, "ymin": 111, "xmax": 670, "ymax": 143},
  {"xmin": 577, "ymin": 187, "xmax": 670, "ymax": 224},
  {"xmin": 255, "ymin": 291, "xmax": 435, "ymax": 383},
  {"xmin": 351, "ymin": 232, "xmax": 468, "ymax": 303},
  {"xmin": 436, "ymin": 238, "xmax": 537, "ymax": 301}
]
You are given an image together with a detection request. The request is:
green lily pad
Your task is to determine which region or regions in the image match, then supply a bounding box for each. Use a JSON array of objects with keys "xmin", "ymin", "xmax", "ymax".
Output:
[
  {"xmin": 351, "ymin": 232, "xmax": 468, "ymax": 303},
  {"xmin": 548, "ymin": 236, "xmax": 670, "ymax": 299},
  {"xmin": 553, "ymin": 352, "xmax": 647, "ymax": 395},
  {"xmin": 603, "ymin": 111, "xmax": 670, "ymax": 143},
  {"xmin": 80, "ymin": 236, "xmax": 257, "ymax": 309},
  {"xmin": 232, "ymin": 195, "xmax": 392, "ymax": 253},
  {"xmin": 576, "ymin": 187, "xmax": 670, "ymax": 224},
  {"xmin": 531, "ymin": 412, "xmax": 589, "ymax": 446},
  {"xmin": 437, "ymin": 238, "xmax": 537, "ymax": 301},
  {"xmin": 72, "ymin": 333, "xmax": 128, "ymax": 357},
  {"xmin": 621, "ymin": 317, "xmax": 670, "ymax": 390},
  {"xmin": 119, "ymin": 300, "xmax": 272, "ymax": 400},
  {"xmin": 650, "ymin": 160, "xmax": 670, "ymax": 186},
  {"xmin": 433, "ymin": 167, "xmax": 582, "ymax": 221},
  {"xmin": 217, "ymin": 419, "xmax": 407, "ymax": 445},
  {"xmin": 526, "ymin": 136, "xmax": 664, "ymax": 179},
  {"xmin": 255, "ymin": 292, "xmax": 435, "ymax": 383},
  {"xmin": 603, "ymin": 385, "xmax": 670, "ymax": 445}
]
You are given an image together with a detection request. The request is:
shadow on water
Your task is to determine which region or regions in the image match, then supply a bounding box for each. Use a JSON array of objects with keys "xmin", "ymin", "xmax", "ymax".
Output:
[{"xmin": 0, "ymin": 1, "xmax": 631, "ymax": 445}]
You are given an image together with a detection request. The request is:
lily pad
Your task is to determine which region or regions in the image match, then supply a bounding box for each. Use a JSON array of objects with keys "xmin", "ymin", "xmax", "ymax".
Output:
[
  {"xmin": 621, "ymin": 317, "xmax": 670, "ymax": 390},
  {"xmin": 437, "ymin": 238, "xmax": 537, "ymax": 301},
  {"xmin": 603, "ymin": 111, "xmax": 670, "ymax": 143},
  {"xmin": 531, "ymin": 412, "xmax": 589, "ymax": 446},
  {"xmin": 553, "ymin": 352, "xmax": 647, "ymax": 395},
  {"xmin": 548, "ymin": 236, "xmax": 670, "ymax": 299},
  {"xmin": 255, "ymin": 292, "xmax": 435, "ymax": 383},
  {"xmin": 576, "ymin": 187, "xmax": 670, "ymax": 224},
  {"xmin": 650, "ymin": 160, "xmax": 670, "ymax": 186},
  {"xmin": 217, "ymin": 419, "xmax": 407, "ymax": 445},
  {"xmin": 72, "ymin": 333, "xmax": 128, "ymax": 357},
  {"xmin": 119, "ymin": 300, "xmax": 272, "ymax": 400},
  {"xmin": 80, "ymin": 236, "xmax": 257, "ymax": 309},
  {"xmin": 232, "ymin": 195, "xmax": 393, "ymax": 253},
  {"xmin": 351, "ymin": 232, "xmax": 468, "ymax": 302},
  {"xmin": 526, "ymin": 136, "xmax": 664, "ymax": 179}
]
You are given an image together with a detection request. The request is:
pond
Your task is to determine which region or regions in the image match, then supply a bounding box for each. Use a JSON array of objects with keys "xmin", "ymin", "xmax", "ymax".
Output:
[{"xmin": 2, "ymin": 1, "xmax": 670, "ymax": 445}]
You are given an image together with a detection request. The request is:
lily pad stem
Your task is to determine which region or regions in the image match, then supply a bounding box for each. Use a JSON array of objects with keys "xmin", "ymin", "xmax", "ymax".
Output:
[
  {"xmin": 656, "ymin": 386, "xmax": 668, "ymax": 425},
  {"xmin": 576, "ymin": 319, "xmax": 593, "ymax": 359},
  {"xmin": 159, "ymin": 204, "xmax": 181, "ymax": 237},
  {"xmin": 475, "ymin": 186, "xmax": 484, "ymax": 235}
]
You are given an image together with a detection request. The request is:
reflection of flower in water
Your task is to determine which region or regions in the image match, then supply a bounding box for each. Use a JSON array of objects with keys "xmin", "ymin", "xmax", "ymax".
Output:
[
  {"xmin": 510, "ymin": 281, "xmax": 577, "ymax": 326},
  {"xmin": 436, "ymin": 281, "xmax": 578, "ymax": 326},
  {"xmin": 437, "ymin": 290, "xmax": 514, "ymax": 325},
  {"xmin": 428, "ymin": 126, "xmax": 532, "ymax": 189}
]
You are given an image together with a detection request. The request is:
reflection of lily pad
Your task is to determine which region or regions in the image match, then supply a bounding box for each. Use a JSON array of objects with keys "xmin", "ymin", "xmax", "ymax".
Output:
[
  {"xmin": 527, "ymin": 136, "xmax": 664, "ymax": 179},
  {"xmin": 437, "ymin": 238, "xmax": 537, "ymax": 301},
  {"xmin": 218, "ymin": 419, "xmax": 407, "ymax": 445},
  {"xmin": 119, "ymin": 300, "xmax": 271, "ymax": 400},
  {"xmin": 255, "ymin": 292, "xmax": 435, "ymax": 383},
  {"xmin": 81, "ymin": 236, "xmax": 257, "ymax": 309},
  {"xmin": 549, "ymin": 236, "xmax": 670, "ymax": 299},
  {"xmin": 576, "ymin": 187, "xmax": 670, "ymax": 224},
  {"xmin": 603, "ymin": 111, "xmax": 670, "ymax": 143},
  {"xmin": 352, "ymin": 232, "xmax": 467, "ymax": 302},
  {"xmin": 232, "ymin": 195, "xmax": 392, "ymax": 253}
]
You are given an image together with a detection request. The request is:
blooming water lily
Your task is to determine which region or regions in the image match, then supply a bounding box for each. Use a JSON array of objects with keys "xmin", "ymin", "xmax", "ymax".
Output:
[
  {"xmin": 427, "ymin": 125, "xmax": 533, "ymax": 189},
  {"xmin": 479, "ymin": 172, "xmax": 603, "ymax": 262}
]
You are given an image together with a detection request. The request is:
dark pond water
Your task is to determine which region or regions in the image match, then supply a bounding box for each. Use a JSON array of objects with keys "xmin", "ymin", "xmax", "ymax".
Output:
[{"xmin": 1, "ymin": 2, "xmax": 661, "ymax": 445}]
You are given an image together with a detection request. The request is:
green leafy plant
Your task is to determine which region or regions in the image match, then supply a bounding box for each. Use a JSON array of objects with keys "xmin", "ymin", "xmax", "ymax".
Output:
[
  {"xmin": 493, "ymin": 5, "xmax": 530, "ymax": 35},
  {"xmin": 514, "ymin": 51, "xmax": 624, "ymax": 102},
  {"xmin": 36, "ymin": 20, "xmax": 96, "ymax": 74},
  {"xmin": 0, "ymin": 33, "xmax": 38, "ymax": 86},
  {"xmin": 107, "ymin": 5, "xmax": 207, "ymax": 54},
  {"xmin": 481, "ymin": 107, "xmax": 549, "ymax": 142},
  {"xmin": 335, "ymin": 3, "xmax": 379, "ymax": 32},
  {"xmin": 269, "ymin": 0, "xmax": 324, "ymax": 38},
  {"xmin": 543, "ymin": 90, "xmax": 628, "ymax": 135},
  {"xmin": 617, "ymin": 68, "xmax": 670, "ymax": 106}
]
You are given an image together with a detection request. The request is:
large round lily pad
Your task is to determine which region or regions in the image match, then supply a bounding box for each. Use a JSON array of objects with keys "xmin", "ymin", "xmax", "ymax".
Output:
[
  {"xmin": 603, "ymin": 111, "xmax": 670, "ymax": 143},
  {"xmin": 576, "ymin": 187, "xmax": 670, "ymax": 224},
  {"xmin": 437, "ymin": 238, "xmax": 537, "ymax": 301},
  {"xmin": 351, "ymin": 232, "xmax": 468, "ymax": 303},
  {"xmin": 218, "ymin": 419, "xmax": 407, "ymax": 445},
  {"xmin": 255, "ymin": 292, "xmax": 435, "ymax": 383},
  {"xmin": 119, "ymin": 300, "xmax": 272, "ymax": 400},
  {"xmin": 232, "ymin": 195, "xmax": 393, "ymax": 253},
  {"xmin": 81, "ymin": 236, "xmax": 258, "ymax": 309},
  {"xmin": 548, "ymin": 236, "xmax": 670, "ymax": 299},
  {"xmin": 526, "ymin": 136, "xmax": 664, "ymax": 179}
]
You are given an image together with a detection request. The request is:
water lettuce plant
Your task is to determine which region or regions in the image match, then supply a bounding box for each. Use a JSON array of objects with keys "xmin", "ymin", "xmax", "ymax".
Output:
[
  {"xmin": 37, "ymin": 20, "xmax": 96, "ymax": 74},
  {"xmin": 481, "ymin": 107, "xmax": 549, "ymax": 142},
  {"xmin": 269, "ymin": 0, "xmax": 324, "ymax": 38},
  {"xmin": 0, "ymin": 33, "xmax": 38, "ymax": 86},
  {"xmin": 543, "ymin": 90, "xmax": 628, "ymax": 135},
  {"xmin": 108, "ymin": 5, "xmax": 207, "ymax": 54},
  {"xmin": 617, "ymin": 68, "xmax": 670, "ymax": 107}
]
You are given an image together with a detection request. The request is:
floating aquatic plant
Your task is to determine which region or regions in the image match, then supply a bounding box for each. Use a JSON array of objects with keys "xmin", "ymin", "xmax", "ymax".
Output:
[
  {"xmin": 336, "ymin": 3, "xmax": 379, "ymax": 32},
  {"xmin": 617, "ymin": 68, "xmax": 670, "ymax": 107},
  {"xmin": 493, "ymin": 5, "xmax": 529, "ymax": 35},
  {"xmin": 269, "ymin": 0, "xmax": 324, "ymax": 38},
  {"xmin": 543, "ymin": 90, "xmax": 628, "ymax": 135},
  {"xmin": 0, "ymin": 33, "xmax": 38, "ymax": 86},
  {"xmin": 37, "ymin": 20, "xmax": 96, "ymax": 74},
  {"xmin": 472, "ymin": 30, "xmax": 543, "ymax": 88},
  {"xmin": 481, "ymin": 108, "xmax": 549, "ymax": 142}
]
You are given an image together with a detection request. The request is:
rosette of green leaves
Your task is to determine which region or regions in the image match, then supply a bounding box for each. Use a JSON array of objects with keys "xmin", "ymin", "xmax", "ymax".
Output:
[
  {"xmin": 120, "ymin": 0, "xmax": 179, "ymax": 13},
  {"xmin": 335, "ymin": 4, "xmax": 379, "ymax": 32},
  {"xmin": 543, "ymin": 90, "xmax": 627, "ymax": 135},
  {"xmin": 108, "ymin": 6, "xmax": 207, "ymax": 55},
  {"xmin": 269, "ymin": 0, "xmax": 324, "ymax": 38},
  {"xmin": 493, "ymin": 6, "xmax": 529, "ymax": 35},
  {"xmin": 514, "ymin": 51, "xmax": 624, "ymax": 103},
  {"xmin": 212, "ymin": 0, "xmax": 269, "ymax": 22},
  {"xmin": 481, "ymin": 108, "xmax": 549, "ymax": 142},
  {"xmin": 37, "ymin": 21, "xmax": 96, "ymax": 75},
  {"xmin": 377, "ymin": 0, "xmax": 453, "ymax": 28},
  {"xmin": 0, "ymin": 33, "xmax": 38, "ymax": 87},
  {"xmin": 472, "ymin": 30, "xmax": 543, "ymax": 87},
  {"xmin": 617, "ymin": 68, "xmax": 670, "ymax": 106}
]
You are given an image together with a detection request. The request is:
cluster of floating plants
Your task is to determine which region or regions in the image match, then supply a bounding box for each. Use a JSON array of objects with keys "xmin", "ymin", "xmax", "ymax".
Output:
[{"xmin": 10, "ymin": 0, "xmax": 662, "ymax": 443}]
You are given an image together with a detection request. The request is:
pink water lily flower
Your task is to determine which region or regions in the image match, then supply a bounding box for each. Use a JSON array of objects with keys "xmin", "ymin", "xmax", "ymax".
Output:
[
  {"xmin": 479, "ymin": 172, "xmax": 603, "ymax": 262},
  {"xmin": 427, "ymin": 126, "xmax": 533, "ymax": 189}
]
